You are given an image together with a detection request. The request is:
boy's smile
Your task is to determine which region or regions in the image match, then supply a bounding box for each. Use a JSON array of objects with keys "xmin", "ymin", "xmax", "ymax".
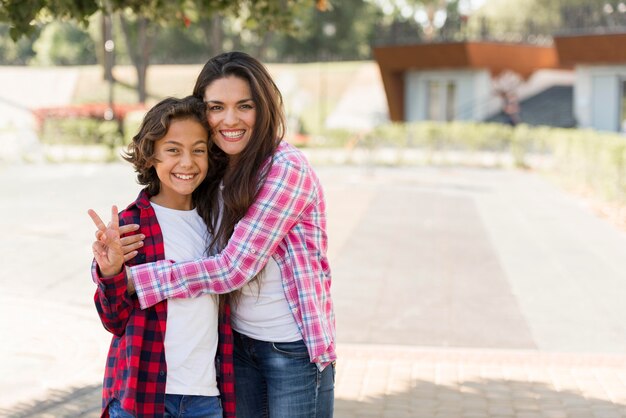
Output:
[{"xmin": 150, "ymin": 118, "xmax": 209, "ymax": 210}]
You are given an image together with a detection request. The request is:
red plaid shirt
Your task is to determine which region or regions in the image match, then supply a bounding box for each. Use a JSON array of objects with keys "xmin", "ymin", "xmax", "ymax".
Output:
[{"xmin": 92, "ymin": 190, "xmax": 236, "ymax": 417}]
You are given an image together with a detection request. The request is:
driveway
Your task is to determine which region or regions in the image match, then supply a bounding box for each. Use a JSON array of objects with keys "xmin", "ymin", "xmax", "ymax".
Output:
[{"xmin": 2, "ymin": 162, "xmax": 626, "ymax": 414}]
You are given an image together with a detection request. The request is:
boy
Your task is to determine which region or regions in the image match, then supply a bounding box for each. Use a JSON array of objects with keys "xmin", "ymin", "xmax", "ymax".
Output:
[{"xmin": 88, "ymin": 96, "xmax": 235, "ymax": 418}]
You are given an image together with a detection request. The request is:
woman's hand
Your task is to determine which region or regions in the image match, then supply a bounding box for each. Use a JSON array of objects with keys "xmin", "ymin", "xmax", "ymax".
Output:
[
  {"xmin": 94, "ymin": 221, "xmax": 143, "ymax": 263},
  {"xmin": 119, "ymin": 224, "xmax": 143, "ymax": 262}
]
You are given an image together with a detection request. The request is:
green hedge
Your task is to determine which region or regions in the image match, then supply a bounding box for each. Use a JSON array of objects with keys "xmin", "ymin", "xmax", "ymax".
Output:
[
  {"xmin": 317, "ymin": 121, "xmax": 626, "ymax": 204},
  {"xmin": 40, "ymin": 117, "xmax": 123, "ymax": 148},
  {"xmin": 35, "ymin": 117, "xmax": 626, "ymax": 204},
  {"xmin": 548, "ymin": 127, "xmax": 626, "ymax": 203},
  {"xmin": 38, "ymin": 110, "xmax": 149, "ymax": 160}
]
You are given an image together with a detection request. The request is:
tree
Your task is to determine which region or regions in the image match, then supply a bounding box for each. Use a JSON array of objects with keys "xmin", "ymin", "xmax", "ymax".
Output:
[
  {"xmin": 0, "ymin": 23, "xmax": 37, "ymax": 64},
  {"xmin": 270, "ymin": 0, "xmax": 383, "ymax": 62},
  {"xmin": 366, "ymin": 0, "xmax": 465, "ymax": 42},
  {"xmin": 0, "ymin": 0, "xmax": 329, "ymax": 102},
  {"xmin": 470, "ymin": 0, "xmax": 624, "ymax": 40},
  {"xmin": 32, "ymin": 20, "xmax": 97, "ymax": 65}
]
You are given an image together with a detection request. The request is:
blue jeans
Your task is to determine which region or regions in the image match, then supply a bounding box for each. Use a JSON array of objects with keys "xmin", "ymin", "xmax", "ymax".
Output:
[
  {"xmin": 164, "ymin": 394, "xmax": 222, "ymax": 418},
  {"xmin": 108, "ymin": 395, "xmax": 222, "ymax": 418},
  {"xmin": 233, "ymin": 330, "xmax": 335, "ymax": 418},
  {"xmin": 108, "ymin": 400, "xmax": 134, "ymax": 418}
]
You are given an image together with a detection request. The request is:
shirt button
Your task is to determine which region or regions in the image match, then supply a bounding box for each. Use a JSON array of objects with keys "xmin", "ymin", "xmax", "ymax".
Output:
[
  {"xmin": 250, "ymin": 249, "xmax": 256, "ymax": 254},
  {"xmin": 102, "ymin": 299, "xmax": 109, "ymax": 306},
  {"xmin": 159, "ymin": 371, "xmax": 165, "ymax": 376}
]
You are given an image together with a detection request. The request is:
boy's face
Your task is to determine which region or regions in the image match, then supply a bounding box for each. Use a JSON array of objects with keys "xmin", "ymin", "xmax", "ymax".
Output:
[{"xmin": 150, "ymin": 118, "xmax": 209, "ymax": 210}]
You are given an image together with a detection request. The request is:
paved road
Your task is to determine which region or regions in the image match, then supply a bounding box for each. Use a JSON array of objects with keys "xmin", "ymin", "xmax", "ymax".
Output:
[{"xmin": 2, "ymin": 161, "xmax": 626, "ymax": 416}]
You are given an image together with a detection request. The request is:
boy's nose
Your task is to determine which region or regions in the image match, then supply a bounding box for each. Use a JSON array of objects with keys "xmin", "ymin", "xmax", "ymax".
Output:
[{"xmin": 179, "ymin": 151, "xmax": 193, "ymax": 166}]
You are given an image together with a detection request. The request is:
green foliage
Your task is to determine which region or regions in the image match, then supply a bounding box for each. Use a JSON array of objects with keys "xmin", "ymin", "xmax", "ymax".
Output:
[
  {"xmin": 0, "ymin": 0, "xmax": 98, "ymax": 40},
  {"xmin": 0, "ymin": 23, "xmax": 37, "ymax": 64},
  {"xmin": 40, "ymin": 117, "xmax": 122, "ymax": 149},
  {"xmin": 319, "ymin": 121, "xmax": 626, "ymax": 203},
  {"xmin": 0, "ymin": 0, "xmax": 326, "ymax": 40},
  {"xmin": 0, "ymin": 0, "xmax": 437, "ymax": 65},
  {"xmin": 363, "ymin": 121, "xmax": 515, "ymax": 152},
  {"xmin": 270, "ymin": 0, "xmax": 383, "ymax": 61},
  {"xmin": 122, "ymin": 109, "xmax": 146, "ymax": 145},
  {"xmin": 549, "ymin": 128, "xmax": 626, "ymax": 202},
  {"xmin": 149, "ymin": 25, "xmax": 207, "ymax": 64},
  {"xmin": 472, "ymin": 0, "xmax": 623, "ymax": 38},
  {"xmin": 32, "ymin": 20, "xmax": 96, "ymax": 65}
]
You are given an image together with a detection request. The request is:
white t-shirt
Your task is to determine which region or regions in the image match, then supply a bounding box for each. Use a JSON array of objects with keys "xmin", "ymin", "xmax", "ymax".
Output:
[
  {"xmin": 217, "ymin": 187, "xmax": 301, "ymax": 343},
  {"xmin": 151, "ymin": 202, "xmax": 219, "ymax": 396},
  {"xmin": 231, "ymin": 255, "xmax": 301, "ymax": 343}
]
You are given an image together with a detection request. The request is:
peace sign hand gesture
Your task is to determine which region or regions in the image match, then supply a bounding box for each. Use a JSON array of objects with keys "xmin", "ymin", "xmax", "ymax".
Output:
[{"xmin": 88, "ymin": 206, "xmax": 124, "ymax": 278}]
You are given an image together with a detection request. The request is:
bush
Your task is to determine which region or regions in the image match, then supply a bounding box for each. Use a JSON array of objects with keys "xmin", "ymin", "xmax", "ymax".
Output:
[
  {"xmin": 310, "ymin": 121, "xmax": 626, "ymax": 204},
  {"xmin": 40, "ymin": 117, "xmax": 122, "ymax": 149},
  {"xmin": 122, "ymin": 109, "xmax": 148, "ymax": 145},
  {"xmin": 32, "ymin": 21, "xmax": 97, "ymax": 66}
]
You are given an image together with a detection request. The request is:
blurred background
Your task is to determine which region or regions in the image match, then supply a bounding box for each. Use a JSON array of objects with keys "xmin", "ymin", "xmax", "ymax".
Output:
[
  {"xmin": 2, "ymin": 0, "xmax": 626, "ymax": 207},
  {"xmin": 3, "ymin": 0, "xmax": 626, "ymax": 416}
]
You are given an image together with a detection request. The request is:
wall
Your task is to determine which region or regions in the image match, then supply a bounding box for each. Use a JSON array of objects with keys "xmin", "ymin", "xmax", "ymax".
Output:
[
  {"xmin": 404, "ymin": 69, "xmax": 493, "ymax": 122},
  {"xmin": 575, "ymin": 65, "xmax": 626, "ymax": 132}
]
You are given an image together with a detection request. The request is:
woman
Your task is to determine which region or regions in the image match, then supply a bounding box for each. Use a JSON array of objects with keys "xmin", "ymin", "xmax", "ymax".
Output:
[{"xmin": 102, "ymin": 51, "xmax": 336, "ymax": 417}]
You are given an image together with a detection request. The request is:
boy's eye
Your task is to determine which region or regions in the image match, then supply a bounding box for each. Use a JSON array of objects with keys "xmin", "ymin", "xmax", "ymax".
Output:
[
  {"xmin": 194, "ymin": 148, "xmax": 207, "ymax": 154},
  {"xmin": 166, "ymin": 148, "xmax": 179, "ymax": 153}
]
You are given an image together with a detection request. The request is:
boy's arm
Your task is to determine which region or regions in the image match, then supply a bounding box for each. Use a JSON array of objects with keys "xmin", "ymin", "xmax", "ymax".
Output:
[
  {"xmin": 88, "ymin": 206, "xmax": 135, "ymax": 336},
  {"xmin": 93, "ymin": 263, "xmax": 135, "ymax": 336}
]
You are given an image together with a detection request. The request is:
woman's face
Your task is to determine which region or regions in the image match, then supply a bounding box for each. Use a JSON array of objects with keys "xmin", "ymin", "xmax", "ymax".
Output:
[{"xmin": 203, "ymin": 76, "xmax": 256, "ymax": 161}]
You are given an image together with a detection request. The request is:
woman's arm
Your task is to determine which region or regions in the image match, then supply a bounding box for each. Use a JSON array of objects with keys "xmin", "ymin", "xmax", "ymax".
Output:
[{"xmin": 130, "ymin": 157, "xmax": 318, "ymax": 309}]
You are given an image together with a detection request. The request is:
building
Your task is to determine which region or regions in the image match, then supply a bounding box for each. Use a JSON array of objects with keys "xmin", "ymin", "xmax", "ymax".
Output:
[
  {"xmin": 554, "ymin": 32, "xmax": 626, "ymax": 132},
  {"xmin": 374, "ymin": 33, "xmax": 626, "ymax": 133}
]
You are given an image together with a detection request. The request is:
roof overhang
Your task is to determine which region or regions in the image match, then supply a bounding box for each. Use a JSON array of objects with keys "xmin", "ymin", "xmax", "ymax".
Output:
[
  {"xmin": 554, "ymin": 32, "xmax": 626, "ymax": 66},
  {"xmin": 373, "ymin": 42, "xmax": 559, "ymax": 121}
]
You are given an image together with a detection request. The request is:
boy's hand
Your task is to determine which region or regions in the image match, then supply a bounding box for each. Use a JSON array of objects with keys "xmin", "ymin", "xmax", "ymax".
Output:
[{"xmin": 89, "ymin": 206, "xmax": 124, "ymax": 278}]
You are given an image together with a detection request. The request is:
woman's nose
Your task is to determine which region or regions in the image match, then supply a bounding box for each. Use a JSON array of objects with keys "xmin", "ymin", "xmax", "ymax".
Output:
[{"xmin": 223, "ymin": 108, "xmax": 238, "ymax": 125}]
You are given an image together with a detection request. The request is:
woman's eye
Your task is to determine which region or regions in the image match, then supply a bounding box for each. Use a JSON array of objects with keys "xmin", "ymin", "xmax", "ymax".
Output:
[
  {"xmin": 194, "ymin": 149, "xmax": 207, "ymax": 154},
  {"xmin": 166, "ymin": 148, "xmax": 179, "ymax": 153},
  {"xmin": 208, "ymin": 105, "xmax": 222, "ymax": 111}
]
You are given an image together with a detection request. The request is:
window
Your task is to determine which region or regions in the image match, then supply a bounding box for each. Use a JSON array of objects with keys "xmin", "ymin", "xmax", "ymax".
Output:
[
  {"xmin": 445, "ymin": 82, "xmax": 456, "ymax": 122},
  {"xmin": 426, "ymin": 80, "xmax": 456, "ymax": 121},
  {"xmin": 427, "ymin": 81, "xmax": 441, "ymax": 121},
  {"xmin": 622, "ymin": 79, "xmax": 626, "ymax": 133}
]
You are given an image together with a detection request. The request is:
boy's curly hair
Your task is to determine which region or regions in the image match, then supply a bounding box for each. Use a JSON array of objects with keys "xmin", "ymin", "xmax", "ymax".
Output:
[{"xmin": 123, "ymin": 96, "xmax": 210, "ymax": 196}]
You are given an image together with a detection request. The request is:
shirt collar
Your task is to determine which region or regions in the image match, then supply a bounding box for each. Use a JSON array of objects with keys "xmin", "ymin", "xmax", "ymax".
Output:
[{"xmin": 127, "ymin": 188, "xmax": 152, "ymax": 210}]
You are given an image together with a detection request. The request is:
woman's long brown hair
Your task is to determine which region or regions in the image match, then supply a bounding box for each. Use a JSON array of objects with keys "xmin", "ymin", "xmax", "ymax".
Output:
[{"xmin": 193, "ymin": 51, "xmax": 286, "ymax": 265}]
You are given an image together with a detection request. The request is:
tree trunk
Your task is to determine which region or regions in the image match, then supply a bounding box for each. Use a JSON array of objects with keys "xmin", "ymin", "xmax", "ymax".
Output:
[
  {"xmin": 201, "ymin": 14, "xmax": 224, "ymax": 57},
  {"xmin": 119, "ymin": 14, "xmax": 153, "ymax": 104},
  {"xmin": 211, "ymin": 14, "xmax": 223, "ymax": 56},
  {"xmin": 101, "ymin": 12, "xmax": 114, "ymax": 82},
  {"xmin": 256, "ymin": 31, "xmax": 274, "ymax": 61}
]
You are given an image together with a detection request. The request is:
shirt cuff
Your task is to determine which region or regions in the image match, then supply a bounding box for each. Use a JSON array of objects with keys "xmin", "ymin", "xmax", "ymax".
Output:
[
  {"xmin": 129, "ymin": 260, "xmax": 173, "ymax": 310},
  {"xmin": 92, "ymin": 261, "xmax": 129, "ymax": 300}
]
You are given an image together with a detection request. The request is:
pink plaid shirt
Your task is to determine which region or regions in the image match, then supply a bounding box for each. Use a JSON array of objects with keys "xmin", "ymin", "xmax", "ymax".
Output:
[{"xmin": 130, "ymin": 141, "xmax": 336, "ymax": 369}]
